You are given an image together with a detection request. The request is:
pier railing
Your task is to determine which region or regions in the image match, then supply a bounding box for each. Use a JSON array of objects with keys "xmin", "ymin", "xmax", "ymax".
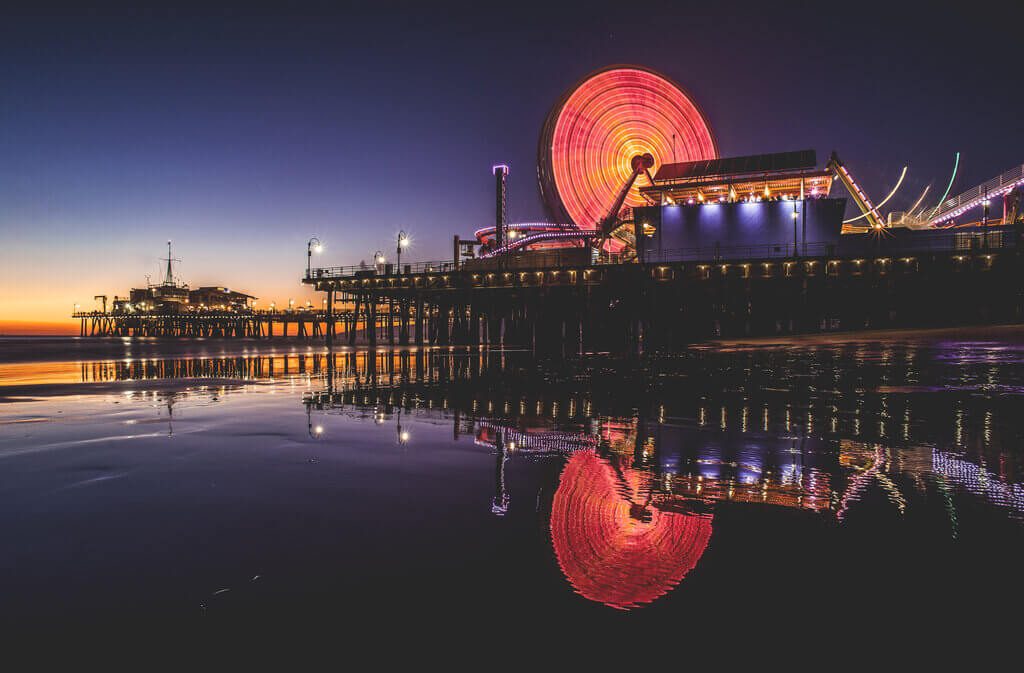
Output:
[
  {"xmin": 643, "ymin": 227, "xmax": 1018, "ymax": 264},
  {"xmin": 928, "ymin": 163, "xmax": 1024, "ymax": 225},
  {"xmin": 307, "ymin": 261, "xmax": 459, "ymax": 280},
  {"xmin": 643, "ymin": 241, "xmax": 835, "ymax": 263},
  {"xmin": 305, "ymin": 226, "xmax": 1019, "ymax": 283},
  {"xmin": 71, "ymin": 308, "xmax": 356, "ymax": 319}
]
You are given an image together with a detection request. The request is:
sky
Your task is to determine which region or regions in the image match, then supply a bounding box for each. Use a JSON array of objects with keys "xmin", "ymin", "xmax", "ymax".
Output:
[{"xmin": 2, "ymin": 1, "xmax": 1023, "ymax": 332}]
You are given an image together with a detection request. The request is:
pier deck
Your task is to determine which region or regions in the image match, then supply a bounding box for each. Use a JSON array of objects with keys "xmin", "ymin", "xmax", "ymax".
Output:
[
  {"xmin": 71, "ymin": 309, "xmax": 355, "ymax": 339},
  {"xmin": 302, "ymin": 231, "xmax": 1024, "ymax": 353},
  {"xmin": 74, "ymin": 227, "xmax": 1023, "ymax": 352}
]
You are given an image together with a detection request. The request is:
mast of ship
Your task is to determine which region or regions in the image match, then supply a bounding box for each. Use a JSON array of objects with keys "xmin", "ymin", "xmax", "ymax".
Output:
[{"xmin": 161, "ymin": 240, "xmax": 181, "ymax": 287}]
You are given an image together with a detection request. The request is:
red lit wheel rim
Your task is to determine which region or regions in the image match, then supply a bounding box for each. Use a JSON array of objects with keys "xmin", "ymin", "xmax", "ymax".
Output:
[
  {"xmin": 550, "ymin": 450, "xmax": 713, "ymax": 610},
  {"xmin": 539, "ymin": 66, "xmax": 718, "ymax": 229}
]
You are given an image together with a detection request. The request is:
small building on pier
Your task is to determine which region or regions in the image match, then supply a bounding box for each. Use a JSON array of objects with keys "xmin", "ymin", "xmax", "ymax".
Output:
[
  {"xmin": 634, "ymin": 149, "xmax": 846, "ymax": 262},
  {"xmin": 105, "ymin": 244, "xmax": 257, "ymax": 316},
  {"xmin": 123, "ymin": 283, "xmax": 190, "ymax": 313},
  {"xmin": 188, "ymin": 286, "xmax": 257, "ymax": 311}
]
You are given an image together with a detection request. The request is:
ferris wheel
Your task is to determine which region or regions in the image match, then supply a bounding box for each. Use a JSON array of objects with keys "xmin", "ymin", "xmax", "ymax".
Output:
[{"xmin": 538, "ymin": 66, "xmax": 718, "ymax": 236}]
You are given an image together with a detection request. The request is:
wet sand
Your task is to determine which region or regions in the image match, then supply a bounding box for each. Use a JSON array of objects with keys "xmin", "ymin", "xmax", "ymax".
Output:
[
  {"xmin": 704, "ymin": 323, "xmax": 1024, "ymax": 348},
  {"xmin": 0, "ymin": 377, "xmax": 262, "ymax": 403},
  {"xmin": 1, "ymin": 330, "xmax": 1024, "ymax": 640},
  {"xmin": 6, "ymin": 324, "xmax": 1024, "ymax": 367},
  {"xmin": 0, "ymin": 336, "xmax": 335, "ymax": 365}
]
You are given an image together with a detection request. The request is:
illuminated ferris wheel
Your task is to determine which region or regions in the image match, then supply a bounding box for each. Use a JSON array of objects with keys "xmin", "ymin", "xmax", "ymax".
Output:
[{"xmin": 538, "ymin": 66, "xmax": 718, "ymax": 235}]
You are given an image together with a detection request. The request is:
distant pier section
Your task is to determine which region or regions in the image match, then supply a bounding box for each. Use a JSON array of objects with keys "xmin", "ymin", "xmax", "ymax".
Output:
[{"xmin": 72, "ymin": 241, "xmax": 350, "ymax": 338}]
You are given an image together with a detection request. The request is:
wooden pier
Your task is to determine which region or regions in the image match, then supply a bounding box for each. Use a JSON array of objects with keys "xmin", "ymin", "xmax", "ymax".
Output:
[
  {"xmin": 71, "ymin": 309, "xmax": 356, "ymax": 339},
  {"xmin": 303, "ymin": 232, "xmax": 1024, "ymax": 353},
  {"xmin": 74, "ymin": 227, "xmax": 1024, "ymax": 351}
]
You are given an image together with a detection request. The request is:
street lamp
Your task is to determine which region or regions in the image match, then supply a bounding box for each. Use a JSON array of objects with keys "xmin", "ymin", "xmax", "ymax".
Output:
[
  {"xmin": 307, "ymin": 237, "xmax": 323, "ymax": 278},
  {"xmin": 374, "ymin": 250, "xmax": 386, "ymax": 272},
  {"xmin": 982, "ymin": 191, "xmax": 991, "ymax": 249},
  {"xmin": 397, "ymin": 230, "xmax": 409, "ymax": 272},
  {"xmin": 396, "ymin": 408, "xmax": 409, "ymax": 445},
  {"xmin": 288, "ymin": 298, "xmax": 295, "ymax": 311},
  {"xmin": 308, "ymin": 411, "xmax": 324, "ymax": 439},
  {"xmin": 792, "ymin": 203, "xmax": 799, "ymax": 257}
]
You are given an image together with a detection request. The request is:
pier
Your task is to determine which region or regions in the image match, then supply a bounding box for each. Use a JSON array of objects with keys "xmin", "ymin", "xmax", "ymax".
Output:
[
  {"xmin": 303, "ymin": 226, "xmax": 1023, "ymax": 353},
  {"xmin": 73, "ymin": 224, "xmax": 1022, "ymax": 352},
  {"xmin": 71, "ymin": 308, "xmax": 354, "ymax": 339}
]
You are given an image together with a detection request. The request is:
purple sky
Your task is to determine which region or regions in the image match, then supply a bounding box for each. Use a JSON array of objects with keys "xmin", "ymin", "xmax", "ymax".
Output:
[{"xmin": 3, "ymin": 2, "xmax": 1022, "ymax": 324}]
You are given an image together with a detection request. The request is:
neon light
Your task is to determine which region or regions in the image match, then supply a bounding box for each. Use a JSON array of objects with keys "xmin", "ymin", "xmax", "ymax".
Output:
[
  {"xmin": 929, "ymin": 152, "xmax": 960, "ymax": 219},
  {"xmin": 931, "ymin": 177, "xmax": 1024, "ymax": 224},
  {"xmin": 905, "ymin": 184, "xmax": 931, "ymax": 219},
  {"xmin": 539, "ymin": 67, "xmax": 717, "ymax": 232},
  {"xmin": 929, "ymin": 164, "xmax": 1024, "ymax": 225},
  {"xmin": 481, "ymin": 229, "xmax": 593, "ymax": 257},
  {"xmin": 474, "ymin": 222, "xmax": 574, "ymax": 240},
  {"xmin": 550, "ymin": 450, "xmax": 713, "ymax": 610},
  {"xmin": 843, "ymin": 165, "xmax": 907, "ymax": 224}
]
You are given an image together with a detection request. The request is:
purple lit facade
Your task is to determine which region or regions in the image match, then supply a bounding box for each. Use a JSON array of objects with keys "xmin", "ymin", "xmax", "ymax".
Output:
[{"xmin": 636, "ymin": 198, "xmax": 847, "ymax": 262}]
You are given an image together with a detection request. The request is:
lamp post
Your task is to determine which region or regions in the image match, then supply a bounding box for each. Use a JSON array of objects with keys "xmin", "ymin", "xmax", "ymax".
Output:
[
  {"xmin": 308, "ymin": 404, "xmax": 323, "ymax": 439},
  {"xmin": 792, "ymin": 203, "xmax": 799, "ymax": 258},
  {"xmin": 307, "ymin": 237, "xmax": 322, "ymax": 278},
  {"xmin": 374, "ymin": 250, "xmax": 386, "ymax": 273},
  {"xmin": 397, "ymin": 230, "xmax": 409, "ymax": 272},
  {"xmin": 396, "ymin": 407, "xmax": 409, "ymax": 445},
  {"xmin": 982, "ymin": 190, "xmax": 990, "ymax": 249}
]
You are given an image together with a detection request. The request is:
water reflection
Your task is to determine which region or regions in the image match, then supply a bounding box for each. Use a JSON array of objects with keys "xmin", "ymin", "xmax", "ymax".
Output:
[
  {"xmin": 931, "ymin": 449, "xmax": 1024, "ymax": 517},
  {"xmin": 551, "ymin": 450, "xmax": 714, "ymax": 610},
  {"xmin": 24, "ymin": 340, "xmax": 1024, "ymax": 612},
  {"xmin": 52, "ymin": 346, "xmax": 1024, "ymax": 528},
  {"xmin": 295, "ymin": 341, "xmax": 1024, "ymax": 609}
]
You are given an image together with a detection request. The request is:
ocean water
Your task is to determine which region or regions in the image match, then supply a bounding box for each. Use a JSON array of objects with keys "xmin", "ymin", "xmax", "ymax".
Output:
[{"xmin": 1, "ymin": 332, "xmax": 1023, "ymax": 645}]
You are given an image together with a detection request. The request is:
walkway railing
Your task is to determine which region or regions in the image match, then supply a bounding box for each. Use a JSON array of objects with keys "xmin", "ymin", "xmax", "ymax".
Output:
[
  {"xmin": 305, "ymin": 226, "xmax": 1020, "ymax": 284},
  {"xmin": 72, "ymin": 308, "xmax": 357, "ymax": 319},
  {"xmin": 929, "ymin": 163, "xmax": 1024, "ymax": 225},
  {"xmin": 306, "ymin": 260, "xmax": 458, "ymax": 280},
  {"xmin": 643, "ymin": 241, "xmax": 835, "ymax": 263}
]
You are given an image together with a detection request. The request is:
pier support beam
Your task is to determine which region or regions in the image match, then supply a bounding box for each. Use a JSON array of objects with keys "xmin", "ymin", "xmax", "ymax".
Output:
[
  {"xmin": 415, "ymin": 296, "xmax": 424, "ymax": 345},
  {"xmin": 349, "ymin": 294, "xmax": 361, "ymax": 347},
  {"xmin": 326, "ymin": 287, "xmax": 335, "ymax": 348},
  {"xmin": 399, "ymin": 299, "xmax": 410, "ymax": 346},
  {"xmin": 368, "ymin": 295, "xmax": 377, "ymax": 348}
]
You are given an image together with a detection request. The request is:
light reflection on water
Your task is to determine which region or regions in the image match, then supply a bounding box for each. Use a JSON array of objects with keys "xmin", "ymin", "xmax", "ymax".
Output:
[{"xmin": 1, "ymin": 336, "xmax": 1024, "ymax": 626}]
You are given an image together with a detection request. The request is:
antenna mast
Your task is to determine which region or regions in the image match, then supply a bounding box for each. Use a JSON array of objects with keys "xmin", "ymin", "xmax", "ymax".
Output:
[{"xmin": 161, "ymin": 240, "xmax": 181, "ymax": 287}]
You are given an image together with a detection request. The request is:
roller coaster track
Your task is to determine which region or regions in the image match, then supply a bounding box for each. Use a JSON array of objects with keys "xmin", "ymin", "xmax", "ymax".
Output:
[
  {"xmin": 927, "ymin": 163, "xmax": 1024, "ymax": 226},
  {"xmin": 826, "ymin": 152, "xmax": 887, "ymax": 231},
  {"xmin": 481, "ymin": 227, "xmax": 594, "ymax": 257}
]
